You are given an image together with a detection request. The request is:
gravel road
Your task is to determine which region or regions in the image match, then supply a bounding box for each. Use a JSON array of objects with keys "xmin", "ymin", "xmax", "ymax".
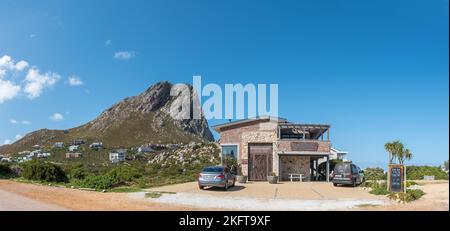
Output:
[{"xmin": 0, "ymin": 188, "xmax": 68, "ymax": 211}]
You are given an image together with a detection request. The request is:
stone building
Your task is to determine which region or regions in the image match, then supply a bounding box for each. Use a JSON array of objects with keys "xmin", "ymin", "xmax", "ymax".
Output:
[{"xmin": 212, "ymin": 116, "xmax": 331, "ymax": 182}]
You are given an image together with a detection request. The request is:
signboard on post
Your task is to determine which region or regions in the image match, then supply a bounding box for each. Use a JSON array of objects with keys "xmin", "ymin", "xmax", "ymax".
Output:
[{"xmin": 388, "ymin": 164, "xmax": 405, "ymax": 192}]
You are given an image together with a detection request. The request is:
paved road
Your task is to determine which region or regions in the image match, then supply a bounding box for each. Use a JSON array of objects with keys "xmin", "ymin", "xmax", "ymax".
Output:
[{"xmin": 0, "ymin": 188, "xmax": 68, "ymax": 211}]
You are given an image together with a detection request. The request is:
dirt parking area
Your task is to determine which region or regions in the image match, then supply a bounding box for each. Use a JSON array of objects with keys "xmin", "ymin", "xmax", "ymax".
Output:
[
  {"xmin": 0, "ymin": 180, "xmax": 196, "ymax": 211},
  {"xmin": 357, "ymin": 180, "xmax": 449, "ymax": 211},
  {"xmin": 1, "ymin": 179, "xmax": 448, "ymax": 211},
  {"xmin": 142, "ymin": 181, "xmax": 391, "ymax": 210},
  {"xmin": 144, "ymin": 181, "xmax": 449, "ymax": 211},
  {"xmin": 147, "ymin": 181, "xmax": 384, "ymax": 200}
]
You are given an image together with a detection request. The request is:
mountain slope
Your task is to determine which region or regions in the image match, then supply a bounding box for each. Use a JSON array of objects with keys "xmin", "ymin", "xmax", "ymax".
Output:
[{"xmin": 0, "ymin": 81, "xmax": 214, "ymax": 154}]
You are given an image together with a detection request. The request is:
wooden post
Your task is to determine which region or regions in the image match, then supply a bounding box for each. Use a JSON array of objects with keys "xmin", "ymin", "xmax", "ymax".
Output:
[
  {"xmin": 327, "ymin": 129, "xmax": 330, "ymax": 141},
  {"xmin": 404, "ymin": 165, "xmax": 407, "ymax": 193},
  {"xmin": 326, "ymin": 156, "xmax": 330, "ymax": 182},
  {"xmin": 387, "ymin": 153, "xmax": 391, "ymax": 191}
]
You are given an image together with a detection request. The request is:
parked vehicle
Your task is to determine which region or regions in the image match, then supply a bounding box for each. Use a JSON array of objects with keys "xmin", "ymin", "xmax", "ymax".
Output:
[
  {"xmin": 198, "ymin": 166, "xmax": 236, "ymax": 191},
  {"xmin": 332, "ymin": 163, "xmax": 364, "ymax": 187}
]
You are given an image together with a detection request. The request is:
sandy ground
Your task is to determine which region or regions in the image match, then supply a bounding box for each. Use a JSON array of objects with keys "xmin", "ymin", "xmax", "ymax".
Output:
[
  {"xmin": 146, "ymin": 181, "xmax": 388, "ymax": 200},
  {"xmin": 0, "ymin": 189, "xmax": 68, "ymax": 211},
  {"xmin": 0, "ymin": 179, "xmax": 448, "ymax": 211},
  {"xmin": 357, "ymin": 180, "xmax": 449, "ymax": 211},
  {"xmin": 0, "ymin": 180, "xmax": 196, "ymax": 211},
  {"xmin": 142, "ymin": 181, "xmax": 391, "ymax": 210}
]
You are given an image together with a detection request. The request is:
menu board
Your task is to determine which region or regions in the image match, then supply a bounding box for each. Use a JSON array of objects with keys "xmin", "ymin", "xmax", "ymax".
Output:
[{"xmin": 389, "ymin": 165, "xmax": 403, "ymax": 192}]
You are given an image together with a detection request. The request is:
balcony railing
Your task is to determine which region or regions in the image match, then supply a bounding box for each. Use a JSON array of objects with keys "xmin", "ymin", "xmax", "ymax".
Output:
[{"xmin": 277, "ymin": 139, "xmax": 330, "ymax": 153}]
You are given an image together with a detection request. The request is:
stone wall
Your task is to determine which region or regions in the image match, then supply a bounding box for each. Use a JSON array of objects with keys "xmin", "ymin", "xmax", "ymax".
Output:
[
  {"xmin": 278, "ymin": 140, "xmax": 330, "ymax": 152},
  {"xmin": 279, "ymin": 156, "xmax": 311, "ymax": 181},
  {"xmin": 218, "ymin": 120, "xmax": 278, "ymax": 176},
  {"xmin": 241, "ymin": 130, "xmax": 277, "ymax": 176}
]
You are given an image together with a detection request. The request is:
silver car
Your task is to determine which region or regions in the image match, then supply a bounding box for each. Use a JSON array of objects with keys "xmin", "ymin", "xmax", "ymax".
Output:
[{"xmin": 198, "ymin": 166, "xmax": 236, "ymax": 190}]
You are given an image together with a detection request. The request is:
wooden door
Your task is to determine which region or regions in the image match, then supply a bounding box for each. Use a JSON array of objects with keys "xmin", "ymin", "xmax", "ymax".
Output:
[{"xmin": 249, "ymin": 144, "xmax": 273, "ymax": 181}]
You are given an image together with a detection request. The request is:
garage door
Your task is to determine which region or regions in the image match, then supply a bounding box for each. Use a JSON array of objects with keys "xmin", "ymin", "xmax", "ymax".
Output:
[{"xmin": 248, "ymin": 144, "xmax": 273, "ymax": 181}]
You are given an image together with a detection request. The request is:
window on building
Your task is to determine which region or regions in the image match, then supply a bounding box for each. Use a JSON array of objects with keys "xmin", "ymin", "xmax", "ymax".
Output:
[{"xmin": 221, "ymin": 145, "xmax": 238, "ymax": 160}]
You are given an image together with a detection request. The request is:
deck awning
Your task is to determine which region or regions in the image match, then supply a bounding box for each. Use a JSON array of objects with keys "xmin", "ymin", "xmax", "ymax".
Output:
[
  {"xmin": 278, "ymin": 151, "xmax": 331, "ymax": 156},
  {"xmin": 278, "ymin": 123, "xmax": 330, "ymax": 139}
]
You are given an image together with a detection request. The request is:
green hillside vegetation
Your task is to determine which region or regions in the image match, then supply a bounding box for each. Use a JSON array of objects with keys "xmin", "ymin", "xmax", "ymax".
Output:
[
  {"xmin": 406, "ymin": 166, "xmax": 448, "ymax": 180},
  {"xmin": 6, "ymin": 142, "xmax": 220, "ymax": 191}
]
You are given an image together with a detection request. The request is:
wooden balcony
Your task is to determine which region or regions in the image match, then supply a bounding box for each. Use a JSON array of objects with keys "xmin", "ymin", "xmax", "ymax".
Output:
[{"xmin": 277, "ymin": 139, "xmax": 331, "ymax": 153}]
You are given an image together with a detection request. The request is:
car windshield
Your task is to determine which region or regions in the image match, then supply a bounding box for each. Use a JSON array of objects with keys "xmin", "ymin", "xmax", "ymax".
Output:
[
  {"xmin": 202, "ymin": 167, "xmax": 224, "ymax": 172},
  {"xmin": 334, "ymin": 164, "xmax": 350, "ymax": 174}
]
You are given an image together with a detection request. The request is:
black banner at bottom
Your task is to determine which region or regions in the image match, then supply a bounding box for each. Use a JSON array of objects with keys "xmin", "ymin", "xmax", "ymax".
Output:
[{"xmin": 0, "ymin": 211, "xmax": 448, "ymax": 230}]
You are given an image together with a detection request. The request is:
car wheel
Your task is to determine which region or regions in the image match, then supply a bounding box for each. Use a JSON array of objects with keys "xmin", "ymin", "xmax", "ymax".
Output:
[
  {"xmin": 199, "ymin": 185, "xmax": 204, "ymax": 190},
  {"xmin": 333, "ymin": 183, "xmax": 338, "ymax": 187}
]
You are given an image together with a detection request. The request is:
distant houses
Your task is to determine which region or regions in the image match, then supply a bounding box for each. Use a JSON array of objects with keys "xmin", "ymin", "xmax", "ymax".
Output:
[
  {"xmin": 69, "ymin": 145, "xmax": 80, "ymax": 152},
  {"xmin": 66, "ymin": 152, "xmax": 83, "ymax": 158},
  {"xmin": 18, "ymin": 150, "xmax": 31, "ymax": 155},
  {"xmin": 89, "ymin": 142, "xmax": 104, "ymax": 150},
  {"xmin": 138, "ymin": 145, "xmax": 154, "ymax": 154},
  {"xmin": 53, "ymin": 142, "xmax": 65, "ymax": 148},
  {"xmin": 37, "ymin": 152, "xmax": 51, "ymax": 158},
  {"xmin": 109, "ymin": 149, "xmax": 126, "ymax": 163},
  {"xmin": 72, "ymin": 139, "xmax": 85, "ymax": 145}
]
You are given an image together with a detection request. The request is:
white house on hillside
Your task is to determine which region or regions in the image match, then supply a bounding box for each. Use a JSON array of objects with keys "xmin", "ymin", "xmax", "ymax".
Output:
[
  {"xmin": 69, "ymin": 145, "xmax": 79, "ymax": 152},
  {"xmin": 109, "ymin": 149, "xmax": 126, "ymax": 163},
  {"xmin": 53, "ymin": 142, "xmax": 64, "ymax": 148},
  {"xmin": 138, "ymin": 145, "xmax": 154, "ymax": 153}
]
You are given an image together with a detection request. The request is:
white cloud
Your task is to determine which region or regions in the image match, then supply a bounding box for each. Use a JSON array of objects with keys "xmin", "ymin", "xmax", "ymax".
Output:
[
  {"xmin": 0, "ymin": 54, "xmax": 62, "ymax": 103},
  {"xmin": 114, "ymin": 51, "xmax": 135, "ymax": 60},
  {"xmin": 10, "ymin": 119, "xmax": 31, "ymax": 125},
  {"xmin": 0, "ymin": 69, "xmax": 6, "ymax": 78},
  {"xmin": 15, "ymin": 60, "xmax": 29, "ymax": 71},
  {"xmin": 68, "ymin": 76, "xmax": 84, "ymax": 86},
  {"xmin": 24, "ymin": 68, "xmax": 60, "ymax": 99},
  {"xmin": 3, "ymin": 139, "xmax": 11, "ymax": 145},
  {"xmin": 104, "ymin": 39, "xmax": 112, "ymax": 46},
  {"xmin": 0, "ymin": 79, "xmax": 21, "ymax": 103},
  {"xmin": 15, "ymin": 134, "xmax": 23, "ymax": 140},
  {"xmin": 0, "ymin": 55, "xmax": 28, "ymax": 72},
  {"xmin": 50, "ymin": 113, "xmax": 64, "ymax": 121}
]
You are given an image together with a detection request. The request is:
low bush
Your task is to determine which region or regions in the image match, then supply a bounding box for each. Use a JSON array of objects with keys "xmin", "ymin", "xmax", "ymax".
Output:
[
  {"xmin": 76, "ymin": 175, "xmax": 113, "ymax": 190},
  {"xmin": 0, "ymin": 164, "xmax": 12, "ymax": 176},
  {"xmin": 364, "ymin": 167, "xmax": 386, "ymax": 181},
  {"xmin": 69, "ymin": 164, "xmax": 88, "ymax": 180},
  {"xmin": 106, "ymin": 165, "xmax": 142, "ymax": 186},
  {"xmin": 406, "ymin": 166, "xmax": 448, "ymax": 180},
  {"xmin": 0, "ymin": 164, "xmax": 14, "ymax": 178},
  {"xmin": 21, "ymin": 160, "xmax": 67, "ymax": 182},
  {"xmin": 406, "ymin": 181, "xmax": 417, "ymax": 187},
  {"xmin": 388, "ymin": 189, "xmax": 425, "ymax": 203},
  {"xmin": 369, "ymin": 182, "xmax": 389, "ymax": 195}
]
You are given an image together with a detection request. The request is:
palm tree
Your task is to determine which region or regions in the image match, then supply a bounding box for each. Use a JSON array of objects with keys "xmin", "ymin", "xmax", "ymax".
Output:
[
  {"xmin": 385, "ymin": 140, "xmax": 404, "ymax": 164},
  {"xmin": 385, "ymin": 140, "xmax": 412, "ymax": 165},
  {"xmin": 384, "ymin": 142, "xmax": 395, "ymax": 164},
  {"xmin": 398, "ymin": 148, "xmax": 412, "ymax": 165}
]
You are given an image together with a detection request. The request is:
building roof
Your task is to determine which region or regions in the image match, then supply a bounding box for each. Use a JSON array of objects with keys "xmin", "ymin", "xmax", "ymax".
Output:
[
  {"xmin": 212, "ymin": 116, "xmax": 331, "ymax": 140},
  {"xmin": 331, "ymin": 147, "xmax": 348, "ymax": 155},
  {"xmin": 278, "ymin": 123, "xmax": 330, "ymax": 139},
  {"xmin": 212, "ymin": 116, "xmax": 287, "ymax": 132}
]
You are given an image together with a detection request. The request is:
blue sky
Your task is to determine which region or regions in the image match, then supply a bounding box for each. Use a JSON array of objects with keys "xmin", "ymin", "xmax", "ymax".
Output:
[{"xmin": 0, "ymin": 0, "xmax": 448, "ymax": 168}]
